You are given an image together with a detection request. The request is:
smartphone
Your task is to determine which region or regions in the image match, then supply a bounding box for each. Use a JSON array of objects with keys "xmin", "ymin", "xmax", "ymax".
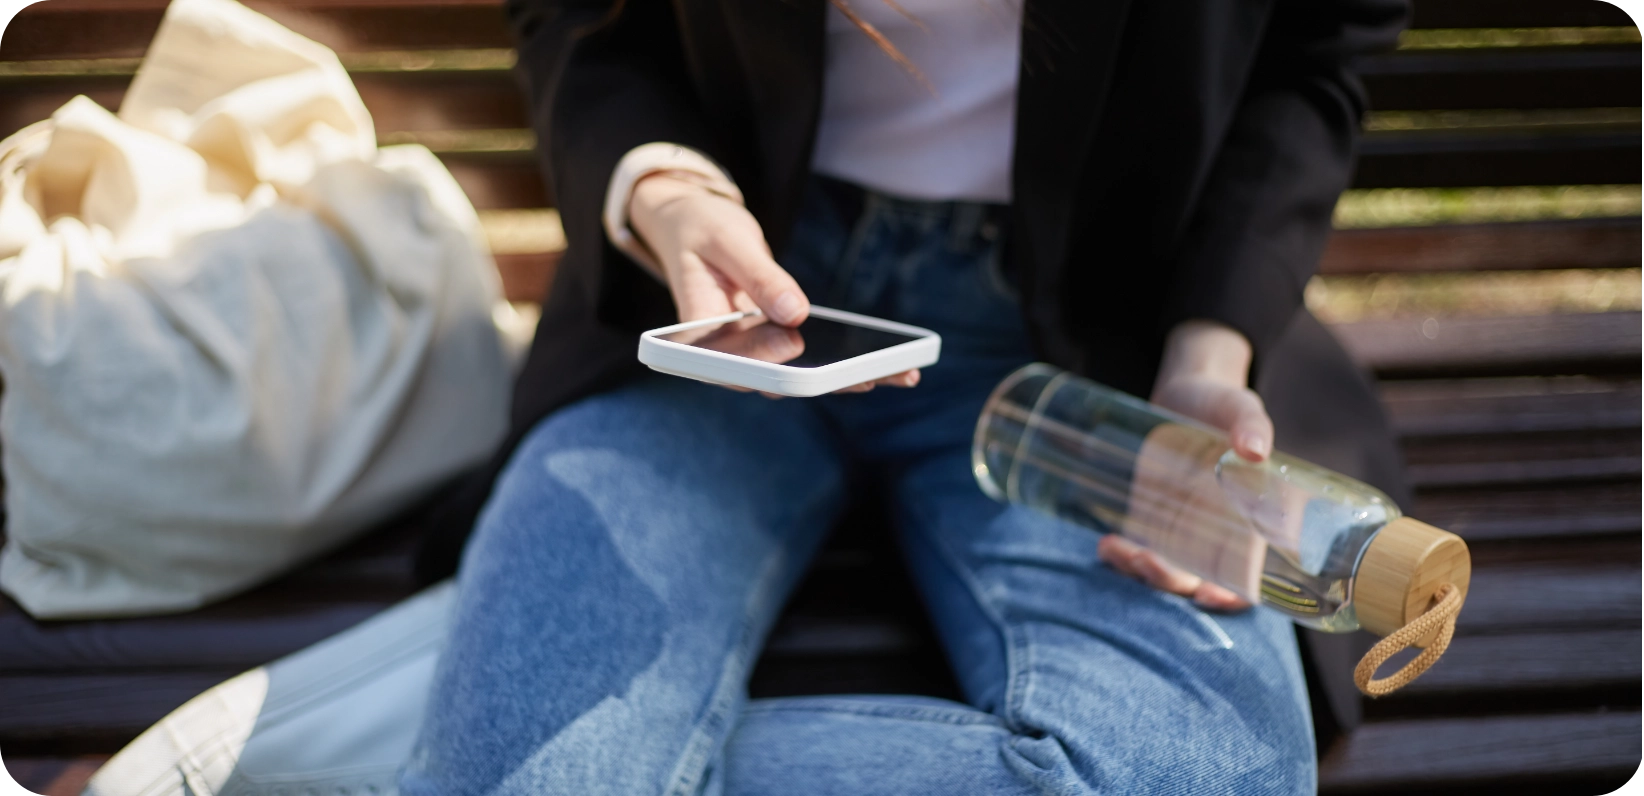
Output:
[{"xmin": 638, "ymin": 306, "xmax": 941, "ymax": 397}]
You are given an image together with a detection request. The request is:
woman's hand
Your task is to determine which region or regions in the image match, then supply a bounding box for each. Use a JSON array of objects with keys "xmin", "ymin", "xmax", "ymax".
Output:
[
  {"xmin": 627, "ymin": 173, "xmax": 918, "ymax": 393},
  {"xmin": 1097, "ymin": 319, "xmax": 1269, "ymax": 611}
]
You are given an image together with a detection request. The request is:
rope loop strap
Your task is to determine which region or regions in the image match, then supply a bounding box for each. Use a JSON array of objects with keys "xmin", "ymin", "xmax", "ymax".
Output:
[{"xmin": 1353, "ymin": 583, "xmax": 1464, "ymax": 697}]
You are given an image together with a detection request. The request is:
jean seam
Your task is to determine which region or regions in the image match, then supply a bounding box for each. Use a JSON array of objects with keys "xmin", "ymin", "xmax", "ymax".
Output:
[
  {"xmin": 665, "ymin": 443, "xmax": 845, "ymax": 796},
  {"xmin": 663, "ymin": 554, "xmax": 773, "ymax": 796},
  {"xmin": 898, "ymin": 493, "xmax": 1031, "ymax": 736}
]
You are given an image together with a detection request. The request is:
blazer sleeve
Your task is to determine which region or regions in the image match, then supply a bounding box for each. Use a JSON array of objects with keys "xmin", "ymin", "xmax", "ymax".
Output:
[
  {"xmin": 1158, "ymin": 0, "xmax": 1408, "ymax": 373},
  {"xmin": 505, "ymin": 0, "xmax": 720, "ymax": 314}
]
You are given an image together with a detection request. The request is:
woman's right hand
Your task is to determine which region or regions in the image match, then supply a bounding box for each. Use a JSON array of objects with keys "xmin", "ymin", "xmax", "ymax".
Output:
[
  {"xmin": 627, "ymin": 173, "xmax": 919, "ymax": 393},
  {"xmin": 629, "ymin": 172, "xmax": 812, "ymax": 328}
]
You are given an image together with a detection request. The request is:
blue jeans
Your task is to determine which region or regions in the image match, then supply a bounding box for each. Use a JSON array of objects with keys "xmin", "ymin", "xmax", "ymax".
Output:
[{"xmin": 401, "ymin": 179, "xmax": 1315, "ymax": 795}]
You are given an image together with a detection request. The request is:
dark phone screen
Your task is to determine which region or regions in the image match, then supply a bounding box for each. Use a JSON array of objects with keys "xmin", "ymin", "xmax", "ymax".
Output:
[{"xmin": 659, "ymin": 314, "xmax": 921, "ymax": 368}]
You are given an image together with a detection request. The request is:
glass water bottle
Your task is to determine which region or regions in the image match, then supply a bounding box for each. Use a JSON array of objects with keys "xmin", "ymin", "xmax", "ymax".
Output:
[{"xmin": 973, "ymin": 363, "xmax": 1470, "ymax": 639}]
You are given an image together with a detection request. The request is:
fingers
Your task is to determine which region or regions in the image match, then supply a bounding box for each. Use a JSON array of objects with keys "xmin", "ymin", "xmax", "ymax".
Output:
[
  {"xmin": 1097, "ymin": 535, "xmax": 1252, "ymax": 611},
  {"xmin": 670, "ymin": 251, "xmax": 740, "ymax": 322},
  {"xmin": 699, "ymin": 323, "xmax": 804, "ymax": 363},
  {"xmin": 701, "ymin": 223, "xmax": 810, "ymax": 326},
  {"xmin": 1192, "ymin": 581, "xmax": 1251, "ymax": 611},
  {"xmin": 1222, "ymin": 390, "xmax": 1274, "ymax": 462},
  {"xmin": 828, "ymin": 369, "xmax": 921, "ymax": 395},
  {"xmin": 1159, "ymin": 381, "xmax": 1274, "ymax": 462},
  {"xmin": 876, "ymin": 369, "xmax": 920, "ymax": 388}
]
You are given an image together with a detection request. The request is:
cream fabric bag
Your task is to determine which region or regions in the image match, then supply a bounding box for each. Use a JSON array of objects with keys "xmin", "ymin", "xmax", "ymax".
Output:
[{"xmin": 0, "ymin": 0, "xmax": 517, "ymax": 618}]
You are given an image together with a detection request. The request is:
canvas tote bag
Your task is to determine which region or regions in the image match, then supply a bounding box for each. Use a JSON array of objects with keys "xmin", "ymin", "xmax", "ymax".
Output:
[{"xmin": 0, "ymin": 0, "xmax": 518, "ymax": 618}]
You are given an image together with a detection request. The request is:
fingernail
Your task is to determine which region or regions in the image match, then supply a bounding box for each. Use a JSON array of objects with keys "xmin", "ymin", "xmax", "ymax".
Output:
[
  {"xmin": 1241, "ymin": 433, "xmax": 1269, "ymax": 460},
  {"xmin": 770, "ymin": 292, "xmax": 804, "ymax": 325},
  {"xmin": 904, "ymin": 370, "xmax": 920, "ymax": 386}
]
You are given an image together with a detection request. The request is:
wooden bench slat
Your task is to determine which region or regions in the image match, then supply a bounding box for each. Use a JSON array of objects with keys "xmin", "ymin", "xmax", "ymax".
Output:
[
  {"xmin": 1318, "ymin": 711, "xmax": 1641, "ymax": 793},
  {"xmin": 1396, "ymin": 629, "xmax": 1640, "ymax": 697},
  {"xmin": 443, "ymin": 158, "xmax": 549, "ymax": 210},
  {"xmin": 1321, "ymin": 219, "xmax": 1642, "ymax": 275},
  {"xmin": 1410, "ymin": 0, "xmax": 1635, "ymax": 30},
  {"xmin": 1415, "ymin": 482, "xmax": 1641, "ymax": 542},
  {"xmin": 1353, "ymin": 128, "xmax": 1639, "ymax": 188},
  {"xmin": 5, "ymin": 0, "xmax": 1634, "ymax": 63},
  {"xmin": 0, "ymin": 74, "xmax": 530, "ymax": 143},
  {"xmin": 1363, "ymin": 48, "xmax": 1641, "ymax": 111},
  {"xmin": 3, "ymin": 756, "xmax": 109, "ymax": 796},
  {"xmin": 0, "ymin": 671, "xmax": 234, "ymax": 742},
  {"xmin": 4, "ymin": 558, "xmax": 1631, "ymax": 741},
  {"xmin": 1402, "ymin": 428, "xmax": 1637, "ymax": 473},
  {"xmin": 0, "ymin": 598, "xmax": 392, "ymax": 673},
  {"xmin": 1332, "ymin": 311, "xmax": 1643, "ymax": 378},
  {"xmin": 0, "ymin": 2, "xmax": 513, "ymax": 62},
  {"xmin": 1408, "ymin": 455, "xmax": 1639, "ymax": 489},
  {"xmin": 1381, "ymin": 377, "xmax": 1642, "ymax": 436},
  {"xmin": 1460, "ymin": 561, "xmax": 1640, "ymax": 635},
  {"xmin": 494, "ymin": 251, "xmax": 561, "ymax": 303},
  {"xmin": 763, "ymin": 616, "xmax": 921, "ymax": 658}
]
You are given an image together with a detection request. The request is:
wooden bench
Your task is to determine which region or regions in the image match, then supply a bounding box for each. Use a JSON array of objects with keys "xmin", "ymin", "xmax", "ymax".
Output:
[{"xmin": 3, "ymin": 1, "xmax": 1640, "ymax": 793}]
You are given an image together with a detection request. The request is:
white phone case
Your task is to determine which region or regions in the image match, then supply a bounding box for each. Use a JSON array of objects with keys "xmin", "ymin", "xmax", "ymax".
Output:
[{"xmin": 638, "ymin": 306, "xmax": 941, "ymax": 397}]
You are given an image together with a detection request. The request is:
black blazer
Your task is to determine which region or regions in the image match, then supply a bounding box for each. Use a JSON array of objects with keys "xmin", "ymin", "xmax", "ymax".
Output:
[{"xmin": 419, "ymin": 0, "xmax": 1412, "ymax": 741}]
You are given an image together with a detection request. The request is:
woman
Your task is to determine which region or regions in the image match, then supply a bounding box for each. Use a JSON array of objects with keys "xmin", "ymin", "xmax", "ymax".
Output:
[{"xmin": 405, "ymin": 0, "xmax": 1410, "ymax": 793}]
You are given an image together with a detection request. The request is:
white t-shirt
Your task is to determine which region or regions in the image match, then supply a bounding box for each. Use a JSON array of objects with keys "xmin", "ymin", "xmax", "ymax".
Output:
[
  {"xmin": 810, "ymin": 0, "xmax": 1023, "ymax": 203},
  {"xmin": 604, "ymin": 2, "xmax": 1025, "ymax": 266}
]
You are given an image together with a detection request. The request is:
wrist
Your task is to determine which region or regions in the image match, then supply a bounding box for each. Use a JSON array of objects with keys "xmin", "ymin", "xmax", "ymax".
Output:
[
  {"xmin": 604, "ymin": 142, "xmax": 744, "ymax": 275},
  {"xmin": 628, "ymin": 172, "xmax": 710, "ymax": 245},
  {"xmin": 1159, "ymin": 319, "xmax": 1252, "ymax": 387}
]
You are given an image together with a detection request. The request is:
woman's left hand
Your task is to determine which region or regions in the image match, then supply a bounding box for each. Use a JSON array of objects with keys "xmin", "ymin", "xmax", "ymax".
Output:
[{"xmin": 1097, "ymin": 319, "xmax": 1270, "ymax": 611}]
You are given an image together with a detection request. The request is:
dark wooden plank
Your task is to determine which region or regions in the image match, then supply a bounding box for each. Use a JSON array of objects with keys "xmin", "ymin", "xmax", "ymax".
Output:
[
  {"xmin": 3, "ymin": 756, "xmax": 108, "ymax": 796},
  {"xmin": 1353, "ymin": 128, "xmax": 1640, "ymax": 188},
  {"xmin": 444, "ymin": 156, "xmax": 548, "ymax": 210},
  {"xmin": 1318, "ymin": 712, "xmax": 1642, "ymax": 795},
  {"xmin": 0, "ymin": 597, "xmax": 391, "ymax": 672},
  {"xmin": 1398, "ymin": 629, "xmax": 1640, "ymax": 696},
  {"xmin": 1410, "ymin": 0, "xmax": 1636, "ymax": 29},
  {"xmin": 494, "ymin": 251, "xmax": 560, "ymax": 304},
  {"xmin": 0, "ymin": 1, "xmax": 513, "ymax": 61},
  {"xmin": 1321, "ymin": 219, "xmax": 1643, "ymax": 276},
  {"xmin": 1408, "ymin": 454, "xmax": 1639, "ymax": 488},
  {"xmin": 0, "ymin": 671, "xmax": 233, "ymax": 741},
  {"xmin": 1414, "ymin": 482, "xmax": 1642, "ymax": 542},
  {"xmin": 763, "ymin": 616, "xmax": 921, "ymax": 657},
  {"xmin": 1332, "ymin": 311, "xmax": 1643, "ymax": 378},
  {"xmin": 351, "ymin": 71, "xmax": 529, "ymax": 132},
  {"xmin": 0, "ymin": 72, "xmax": 530, "ymax": 142},
  {"xmin": 6, "ymin": 0, "xmax": 1633, "ymax": 61},
  {"xmin": 1381, "ymin": 378, "xmax": 1642, "ymax": 437},
  {"xmin": 0, "ymin": 504, "xmax": 422, "ymax": 672},
  {"xmin": 1402, "ymin": 428, "xmax": 1638, "ymax": 475},
  {"xmin": 1459, "ymin": 561, "xmax": 1640, "ymax": 635},
  {"xmin": 1363, "ymin": 48, "xmax": 1641, "ymax": 111},
  {"xmin": 0, "ymin": 82, "xmax": 126, "ymax": 142}
]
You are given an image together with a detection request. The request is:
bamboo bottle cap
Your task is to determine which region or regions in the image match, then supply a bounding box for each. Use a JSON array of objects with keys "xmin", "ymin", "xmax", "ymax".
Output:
[{"xmin": 1354, "ymin": 517, "xmax": 1471, "ymax": 645}]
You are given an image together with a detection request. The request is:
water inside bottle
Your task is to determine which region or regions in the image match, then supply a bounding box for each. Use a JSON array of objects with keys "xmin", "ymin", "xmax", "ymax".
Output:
[{"xmin": 973, "ymin": 365, "xmax": 1397, "ymax": 632}]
